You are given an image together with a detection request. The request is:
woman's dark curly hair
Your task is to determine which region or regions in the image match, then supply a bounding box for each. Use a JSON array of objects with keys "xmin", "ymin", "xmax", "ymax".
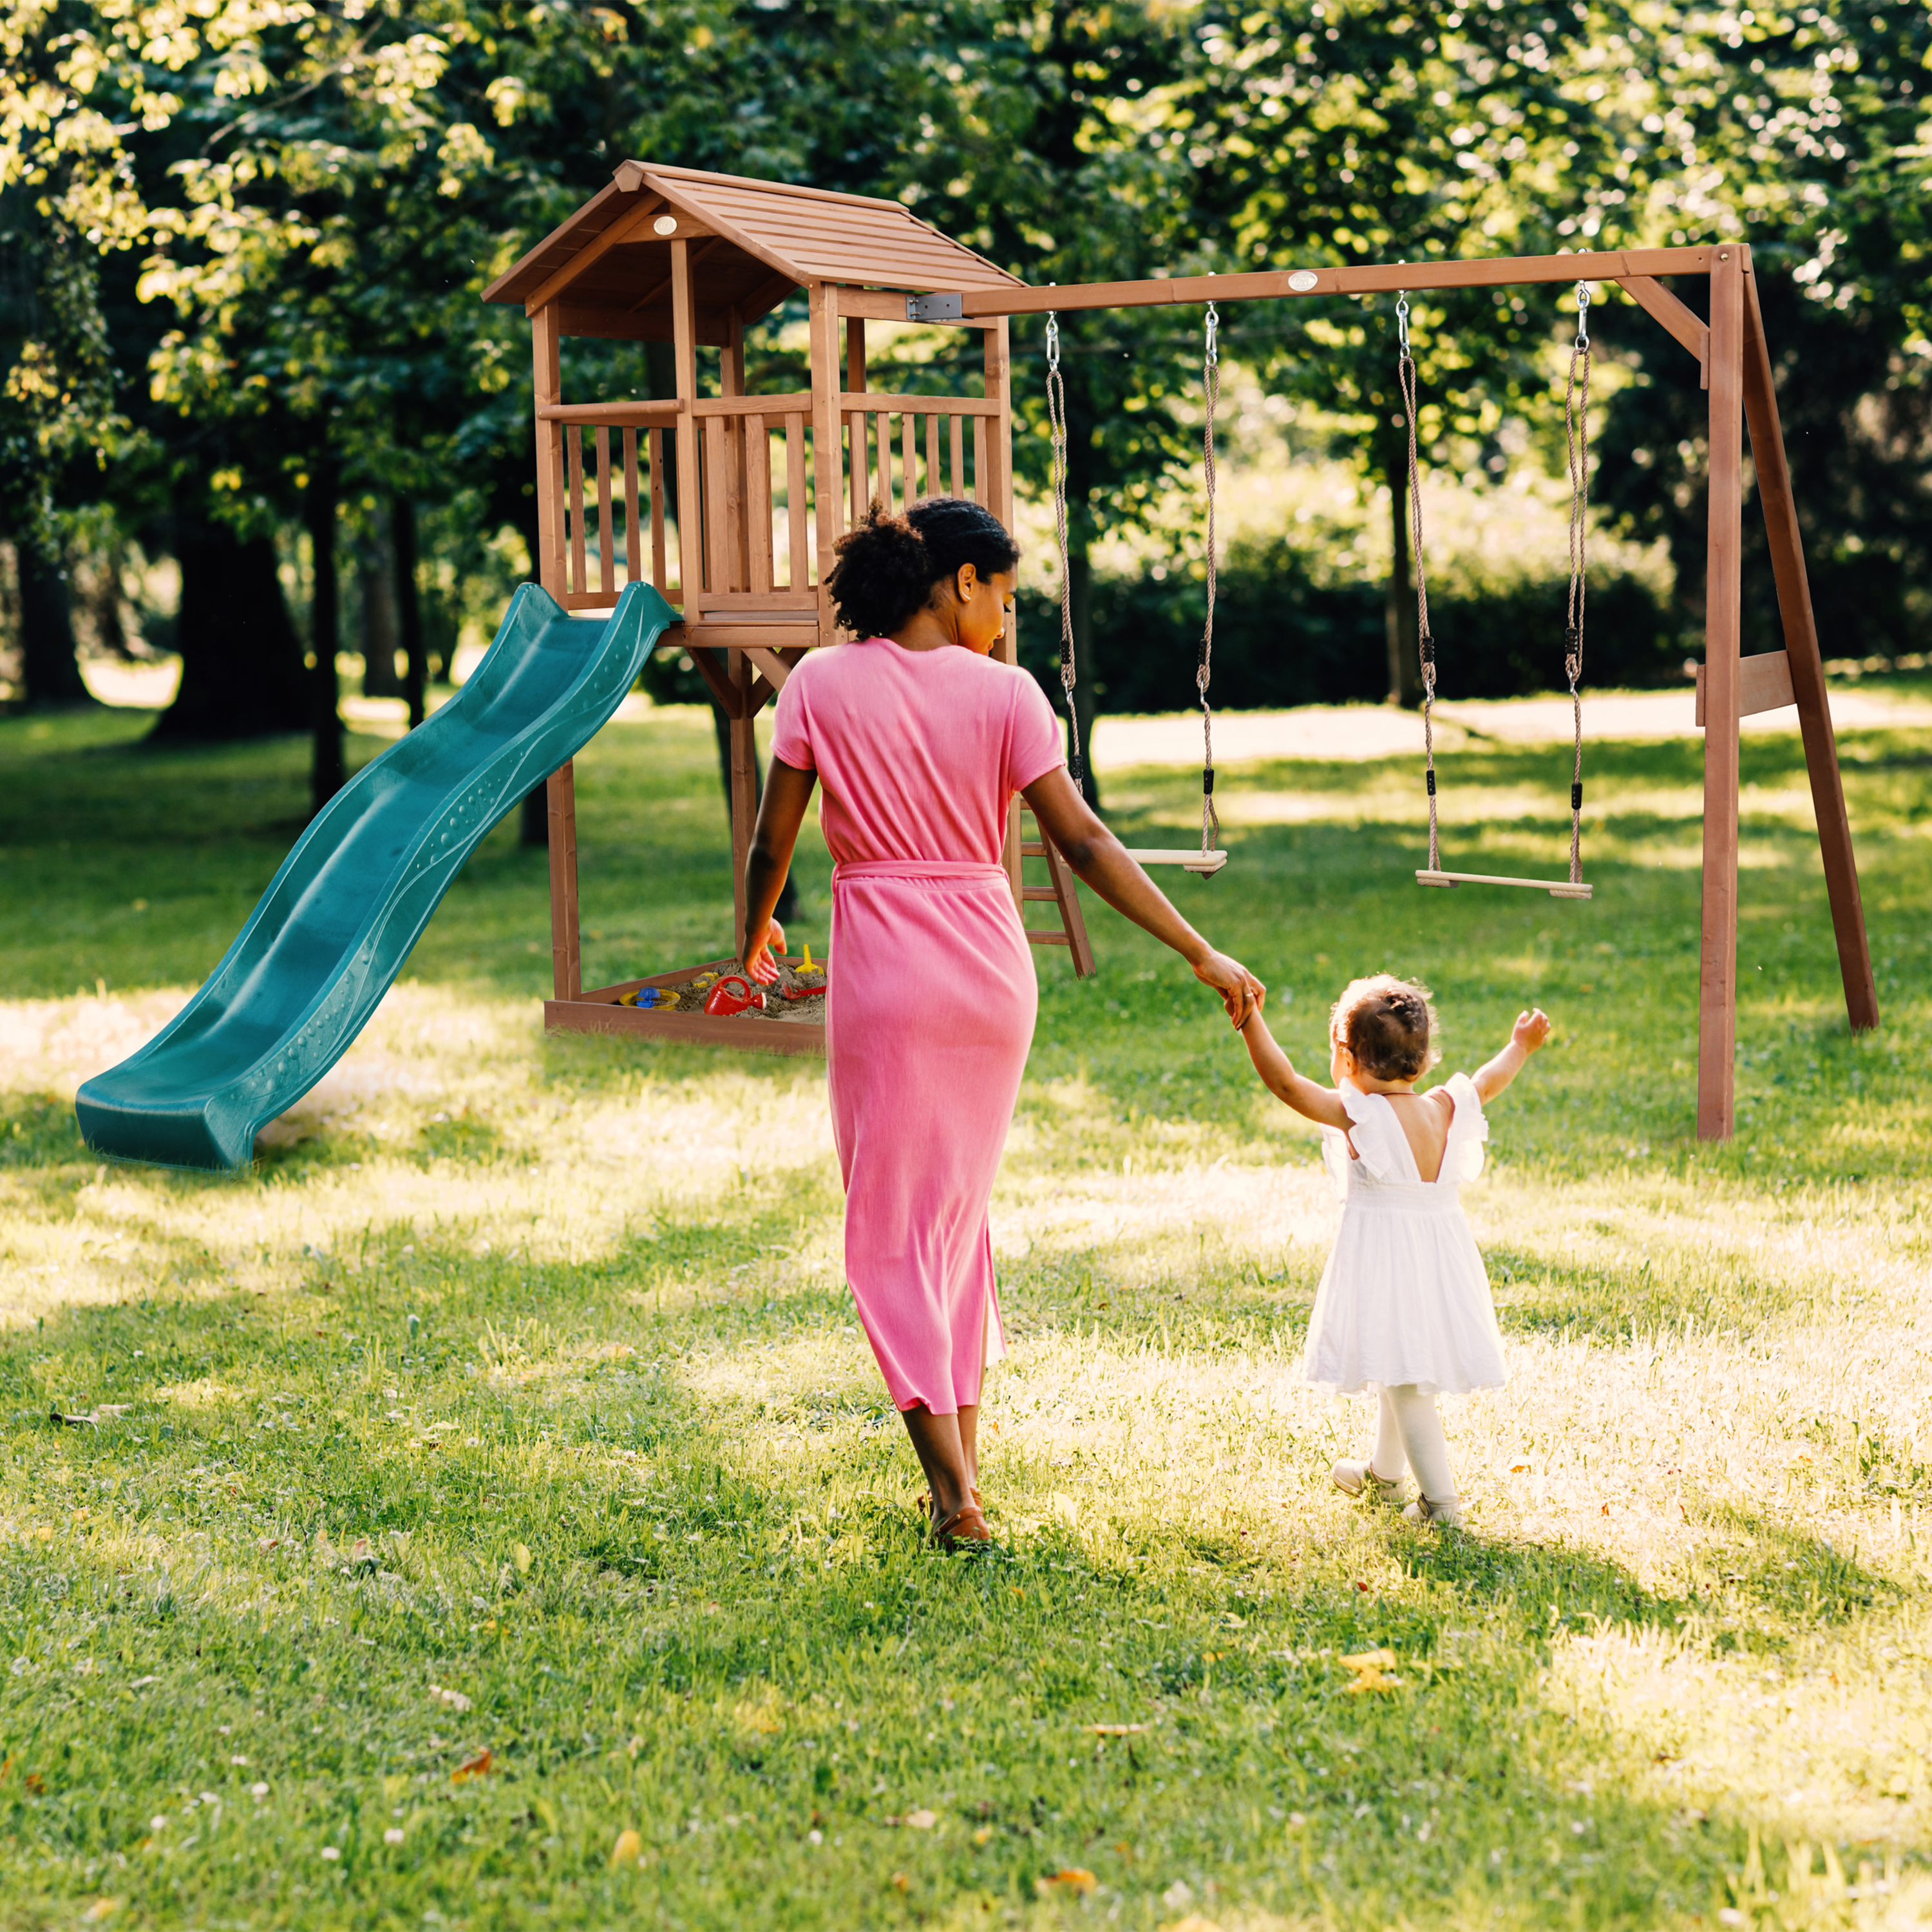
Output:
[
  {"xmin": 824, "ymin": 497, "xmax": 1019, "ymax": 639},
  {"xmin": 1330, "ymin": 974, "xmax": 1441, "ymax": 1083}
]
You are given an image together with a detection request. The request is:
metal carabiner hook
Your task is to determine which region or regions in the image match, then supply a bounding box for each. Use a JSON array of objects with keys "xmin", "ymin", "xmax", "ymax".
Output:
[
  {"xmin": 1574, "ymin": 279, "xmax": 1591, "ymax": 352},
  {"xmin": 1045, "ymin": 311, "xmax": 1060, "ymax": 371},
  {"xmin": 1396, "ymin": 290, "xmax": 1411, "ymax": 355},
  {"xmin": 1204, "ymin": 300, "xmax": 1219, "ymax": 369}
]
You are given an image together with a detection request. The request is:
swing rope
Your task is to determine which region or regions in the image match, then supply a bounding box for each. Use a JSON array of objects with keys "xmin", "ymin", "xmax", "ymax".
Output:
[
  {"xmin": 1044, "ymin": 312, "xmax": 1084, "ymax": 791},
  {"xmin": 1563, "ymin": 280, "xmax": 1591, "ymax": 888},
  {"xmin": 1396, "ymin": 291, "xmax": 1440, "ymax": 875},
  {"xmin": 1198, "ymin": 301, "xmax": 1220, "ymax": 857}
]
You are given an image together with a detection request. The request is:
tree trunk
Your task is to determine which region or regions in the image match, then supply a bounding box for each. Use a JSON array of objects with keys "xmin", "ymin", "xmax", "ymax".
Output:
[
  {"xmin": 17, "ymin": 540, "xmax": 91, "ymax": 706},
  {"xmin": 395, "ymin": 495, "xmax": 425, "ymax": 729},
  {"xmin": 357, "ymin": 506, "xmax": 402, "ymax": 697},
  {"xmin": 153, "ymin": 523, "xmax": 308, "ymax": 739},
  {"xmin": 1383, "ymin": 439, "xmax": 1421, "ymax": 708},
  {"xmin": 307, "ymin": 455, "xmax": 345, "ymax": 814}
]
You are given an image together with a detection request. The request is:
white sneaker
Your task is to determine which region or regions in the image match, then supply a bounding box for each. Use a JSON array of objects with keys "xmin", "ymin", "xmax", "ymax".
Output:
[
  {"xmin": 1402, "ymin": 1495, "xmax": 1464, "ymax": 1528},
  {"xmin": 1331, "ymin": 1459, "xmax": 1410, "ymax": 1505}
]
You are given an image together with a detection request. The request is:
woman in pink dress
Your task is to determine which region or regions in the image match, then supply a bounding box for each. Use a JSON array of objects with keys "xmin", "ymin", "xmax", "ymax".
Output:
[{"xmin": 742, "ymin": 499, "xmax": 1262, "ymax": 1546}]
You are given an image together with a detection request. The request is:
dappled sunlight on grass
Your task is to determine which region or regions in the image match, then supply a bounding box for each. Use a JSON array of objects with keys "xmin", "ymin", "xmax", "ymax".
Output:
[{"xmin": 6, "ymin": 702, "xmax": 1932, "ymax": 1925}]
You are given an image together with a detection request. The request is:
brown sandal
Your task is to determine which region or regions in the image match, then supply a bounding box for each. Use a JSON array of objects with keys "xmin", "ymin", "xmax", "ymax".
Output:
[{"xmin": 931, "ymin": 1500, "xmax": 992, "ymax": 1548}]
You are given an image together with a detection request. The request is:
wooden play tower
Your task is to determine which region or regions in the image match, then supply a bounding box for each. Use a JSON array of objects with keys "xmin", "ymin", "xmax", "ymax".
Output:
[
  {"xmin": 481, "ymin": 162, "xmax": 1094, "ymax": 1061},
  {"xmin": 487, "ymin": 162, "xmax": 1875, "ymax": 1140}
]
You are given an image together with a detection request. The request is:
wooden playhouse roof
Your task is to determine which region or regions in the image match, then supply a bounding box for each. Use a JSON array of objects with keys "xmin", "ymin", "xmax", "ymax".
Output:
[{"xmin": 480, "ymin": 163, "xmax": 1023, "ymax": 343}]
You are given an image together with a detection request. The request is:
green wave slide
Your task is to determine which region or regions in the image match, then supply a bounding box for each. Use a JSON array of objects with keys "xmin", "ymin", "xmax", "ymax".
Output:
[{"xmin": 77, "ymin": 581, "xmax": 676, "ymax": 1171}]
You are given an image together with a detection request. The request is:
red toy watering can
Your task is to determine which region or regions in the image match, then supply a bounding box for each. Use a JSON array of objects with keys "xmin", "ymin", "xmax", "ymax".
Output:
[{"xmin": 702, "ymin": 974, "xmax": 765, "ymax": 1018}]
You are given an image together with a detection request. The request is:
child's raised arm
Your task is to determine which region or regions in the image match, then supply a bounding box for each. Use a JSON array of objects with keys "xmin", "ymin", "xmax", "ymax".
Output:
[
  {"xmin": 1238, "ymin": 1010, "xmax": 1352, "ymax": 1129},
  {"xmin": 1472, "ymin": 1008, "xmax": 1552, "ymax": 1103}
]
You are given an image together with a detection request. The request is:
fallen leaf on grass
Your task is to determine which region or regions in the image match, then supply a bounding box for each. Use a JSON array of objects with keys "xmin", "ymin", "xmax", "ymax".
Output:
[
  {"xmin": 511, "ymin": 1544, "xmax": 532, "ymax": 1575},
  {"xmin": 428, "ymin": 1684, "xmax": 472, "ymax": 1712},
  {"xmin": 451, "ymin": 1750, "xmax": 493, "ymax": 1783},
  {"xmin": 1090, "ymin": 1724, "xmax": 1146, "ymax": 1737},
  {"xmin": 1339, "ymin": 1649, "xmax": 1401, "ymax": 1694},
  {"xmin": 1168, "ymin": 1918, "xmax": 1225, "ymax": 1932},
  {"xmin": 885, "ymin": 1808, "xmax": 937, "ymax": 1828},
  {"xmin": 1037, "ymin": 1868, "xmax": 1097, "ymax": 1895},
  {"xmin": 890, "ymin": 1871, "xmax": 909, "ymax": 1891},
  {"xmin": 81, "ymin": 1900, "xmax": 121, "ymax": 1922},
  {"xmin": 609, "ymin": 1828, "xmax": 642, "ymax": 1868}
]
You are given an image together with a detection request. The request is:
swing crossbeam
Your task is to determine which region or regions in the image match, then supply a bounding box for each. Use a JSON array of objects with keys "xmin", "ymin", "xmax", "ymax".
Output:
[{"xmin": 1416, "ymin": 869, "xmax": 1592, "ymax": 900}]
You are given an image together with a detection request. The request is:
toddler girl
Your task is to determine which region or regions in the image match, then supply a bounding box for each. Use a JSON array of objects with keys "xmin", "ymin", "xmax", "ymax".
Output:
[{"xmin": 1238, "ymin": 975, "xmax": 1549, "ymax": 1526}]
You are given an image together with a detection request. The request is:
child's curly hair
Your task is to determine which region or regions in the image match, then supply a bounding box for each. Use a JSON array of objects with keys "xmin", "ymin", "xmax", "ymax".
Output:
[
  {"xmin": 1330, "ymin": 974, "xmax": 1440, "ymax": 1083},
  {"xmin": 824, "ymin": 497, "xmax": 1019, "ymax": 639}
]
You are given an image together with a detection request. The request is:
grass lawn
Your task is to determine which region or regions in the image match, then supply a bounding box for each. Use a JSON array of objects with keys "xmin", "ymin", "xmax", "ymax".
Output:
[{"xmin": 3, "ymin": 692, "xmax": 1931, "ymax": 1930}]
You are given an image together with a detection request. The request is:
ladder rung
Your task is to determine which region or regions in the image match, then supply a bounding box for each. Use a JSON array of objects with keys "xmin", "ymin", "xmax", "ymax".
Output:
[
  {"xmin": 1020, "ymin": 842, "xmax": 1046, "ymax": 857},
  {"xmin": 1025, "ymin": 931, "xmax": 1071, "ymax": 947},
  {"xmin": 1021, "ymin": 886, "xmax": 1059, "ymax": 901}
]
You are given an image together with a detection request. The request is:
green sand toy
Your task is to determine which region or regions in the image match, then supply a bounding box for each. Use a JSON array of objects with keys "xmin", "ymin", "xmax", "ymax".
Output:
[{"xmin": 76, "ymin": 582, "xmax": 676, "ymax": 1170}]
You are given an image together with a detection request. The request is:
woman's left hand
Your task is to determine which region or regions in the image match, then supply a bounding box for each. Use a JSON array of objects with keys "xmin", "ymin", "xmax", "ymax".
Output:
[
  {"xmin": 742, "ymin": 916, "xmax": 786, "ymax": 985},
  {"xmin": 1192, "ymin": 949, "xmax": 1265, "ymax": 1027}
]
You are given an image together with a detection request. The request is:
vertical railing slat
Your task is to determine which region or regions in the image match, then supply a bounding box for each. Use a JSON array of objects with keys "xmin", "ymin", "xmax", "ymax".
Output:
[
  {"xmin": 595, "ymin": 427, "xmax": 614, "ymax": 598},
  {"xmin": 746, "ymin": 413, "xmax": 773, "ymax": 593},
  {"xmin": 566, "ymin": 426, "xmax": 587, "ymax": 593},
  {"xmin": 786, "ymin": 413, "xmax": 808, "ymax": 591},
  {"xmin": 649, "ymin": 428, "xmax": 668, "ymax": 595},
  {"xmin": 622, "ymin": 429, "xmax": 641, "ymax": 583}
]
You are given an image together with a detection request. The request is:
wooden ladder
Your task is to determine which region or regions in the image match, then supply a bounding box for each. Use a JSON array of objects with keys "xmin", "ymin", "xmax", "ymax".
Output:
[{"xmin": 1015, "ymin": 805, "xmax": 1095, "ymax": 977}]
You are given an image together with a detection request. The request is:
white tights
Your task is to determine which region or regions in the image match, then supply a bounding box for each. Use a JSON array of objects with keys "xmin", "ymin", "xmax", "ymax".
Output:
[{"xmin": 1369, "ymin": 1384, "xmax": 1457, "ymax": 1505}]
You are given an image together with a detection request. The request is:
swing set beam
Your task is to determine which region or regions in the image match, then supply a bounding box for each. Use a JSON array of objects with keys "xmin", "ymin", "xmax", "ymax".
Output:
[{"xmin": 932, "ymin": 240, "xmax": 1877, "ymax": 1142}]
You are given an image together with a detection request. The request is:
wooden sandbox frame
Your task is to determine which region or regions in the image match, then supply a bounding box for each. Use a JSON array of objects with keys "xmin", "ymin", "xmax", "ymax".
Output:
[{"xmin": 488, "ymin": 167, "xmax": 1875, "ymax": 1139}]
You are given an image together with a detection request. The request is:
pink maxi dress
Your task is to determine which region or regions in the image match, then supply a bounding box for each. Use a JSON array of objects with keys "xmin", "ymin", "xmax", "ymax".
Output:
[{"xmin": 770, "ymin": 636, "xmax": 1065, "ymax": 1415}]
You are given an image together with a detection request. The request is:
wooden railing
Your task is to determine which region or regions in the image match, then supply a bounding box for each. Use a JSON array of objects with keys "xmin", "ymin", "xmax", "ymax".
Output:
[{"xmin": 543, "ymin": 388, "xmax": 1001, "ymax": 620}]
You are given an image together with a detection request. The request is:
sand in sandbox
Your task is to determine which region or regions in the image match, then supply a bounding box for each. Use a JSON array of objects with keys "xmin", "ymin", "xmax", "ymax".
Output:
[{"xmin": 669, "ymin": 958, "xmax": 826, "ymax": 1024}]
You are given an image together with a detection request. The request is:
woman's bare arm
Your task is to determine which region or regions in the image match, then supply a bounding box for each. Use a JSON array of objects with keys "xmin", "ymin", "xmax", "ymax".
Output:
[
  {"xmin": 1020, "ymin": 765, "xmax": 1264, "ymax": 1026},
  {"xmin": 739, "ymin": 757, "xmax": 817, "ymax": 981},
  {"xmin": 1237, "ymin": 1010, "xmax": 1352, "ymax": 1128}
]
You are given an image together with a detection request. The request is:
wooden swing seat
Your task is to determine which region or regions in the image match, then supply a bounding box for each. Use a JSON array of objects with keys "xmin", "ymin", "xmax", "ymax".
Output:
[
  {"xmin": 1416, "ymin": 868, "xmax": 1592, "ymax": 900},
  {"xmin": 1126, "ymin": 847, "xmax": 1229, "ymax": 876}
]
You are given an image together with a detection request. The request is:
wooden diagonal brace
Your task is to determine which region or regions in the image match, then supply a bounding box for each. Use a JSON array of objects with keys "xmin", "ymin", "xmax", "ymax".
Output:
[{"xmin": 1624, "ymin": 275, "xmax": 1709, "ymax": 387}]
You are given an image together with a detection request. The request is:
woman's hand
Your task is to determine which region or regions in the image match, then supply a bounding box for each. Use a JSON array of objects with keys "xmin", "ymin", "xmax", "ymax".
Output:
[
  {"xmin": 742, "ymin": 916, "xmax": 786, "ymax": 985},
  {"xmin": 1191, "ymin": 949, "xmax": 1265, "ymax": 1028}
]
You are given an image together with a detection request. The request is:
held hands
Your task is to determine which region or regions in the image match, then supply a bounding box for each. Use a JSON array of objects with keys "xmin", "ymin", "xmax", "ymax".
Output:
[
  {"xmin": 1193, "ymin": 950, "xmax": 1266, "ymax": 1029},
  {"xmin": 741, "ymin": 916, "xmax": 787, "ymax": 986},
  {"xmin": 1513, "ymin": 1008, "xmax": 1552, "ymax": 1053}
]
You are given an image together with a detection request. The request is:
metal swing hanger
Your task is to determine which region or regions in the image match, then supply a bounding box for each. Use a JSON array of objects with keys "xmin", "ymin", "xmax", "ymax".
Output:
[
  {"xmin": 1410, "ymin": 283, "xmax": 1595, "ymax": 902},
  {"xmin": 1048, "ymin": 301, "xmax": 1227, "ymax": 877}
]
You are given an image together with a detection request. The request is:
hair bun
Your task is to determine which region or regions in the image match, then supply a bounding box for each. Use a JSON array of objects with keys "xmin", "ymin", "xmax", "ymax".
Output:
[{"xmin": 824, "ymin": 497, "xmax": 1019, "ymax": 638}]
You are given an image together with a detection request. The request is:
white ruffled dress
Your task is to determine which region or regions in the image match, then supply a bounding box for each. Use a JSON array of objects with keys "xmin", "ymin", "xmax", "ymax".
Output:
[{"xmin": 1302, "ymin": 1074, "xmax": 1506, "ymax": 1397}]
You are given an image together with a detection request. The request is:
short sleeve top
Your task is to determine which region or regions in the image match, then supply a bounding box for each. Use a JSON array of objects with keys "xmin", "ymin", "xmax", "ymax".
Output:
[{"xmin": 769, "ymin": 636, "xmax": 1065, "ymax": 866}]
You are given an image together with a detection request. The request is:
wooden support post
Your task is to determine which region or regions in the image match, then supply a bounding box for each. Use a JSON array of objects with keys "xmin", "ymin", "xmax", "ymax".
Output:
[
  {"xmin": 532, "ymin": 303, "xmax": 567, "ymax": 596},
  {"xmin": 1698, "ymin": 248, "xmax": 1747, "ymax": 1141},
  {"xmin": 547, "ymin": 759, "xmax": 582, "ymax": 1001},
  {"xmin": 808, "ymin": 283, "xmax": 840, "ymax": 643},
  {"xmin": 532, "ymin": 301, "xmax": 581, "ymax": 1002},
  {"xmin": 1741, "ymin": 273, "xmax": 1879, "ymax": 1034},
  {"xmin": 729, "ymin": 649, "xmax": 758, "ymax": 951},
  {"xmin": 670, "ymin": 240, "xmax": 703, "ymax": 598}
]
